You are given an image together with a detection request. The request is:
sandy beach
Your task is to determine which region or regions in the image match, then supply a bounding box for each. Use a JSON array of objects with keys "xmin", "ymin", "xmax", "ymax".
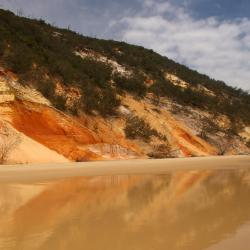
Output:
[
  {"xmin": 0, "ymin": 155, "xmax": 250, "ymax": 250},
  {"xmin": 0, "ymin": 155, "xmax": 249, "ymax": 183}
]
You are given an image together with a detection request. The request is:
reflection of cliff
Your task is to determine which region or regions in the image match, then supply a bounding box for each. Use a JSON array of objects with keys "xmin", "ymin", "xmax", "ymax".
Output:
[
  {"xmin": 1, "ymin": 170, "xmax": 250, "ymax": 250},
  {"xmin": 126, "ymin": 170, "xmax": 250, "ymax": 250},
  {"xmin": 0, "ymin": 183, "xmax": 46, "ymax": 224}
]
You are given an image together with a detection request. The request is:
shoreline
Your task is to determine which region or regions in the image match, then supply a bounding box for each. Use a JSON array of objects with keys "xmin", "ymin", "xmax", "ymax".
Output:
[{"xmin": 0, "ymin": 155, "xmax": 250, "ymax": 183}]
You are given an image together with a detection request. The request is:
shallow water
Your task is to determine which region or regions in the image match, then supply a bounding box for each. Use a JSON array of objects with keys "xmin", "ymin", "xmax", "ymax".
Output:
[{"xmin": 1, "ymin": 169, "xmax": 250, "ymax": 250}]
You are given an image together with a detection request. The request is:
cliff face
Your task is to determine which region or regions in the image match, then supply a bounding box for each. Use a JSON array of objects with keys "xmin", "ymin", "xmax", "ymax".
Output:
[
  {"xmin": 0, "ymin": 70, "xmax": 143, "ymax": 163},
  {"xmin": 0, "ymin": 9, "xmax": 249, "ymax": 164},
  {"xmin": 0, "ymin": 68, "xmax": 248, "ymax": 164}
]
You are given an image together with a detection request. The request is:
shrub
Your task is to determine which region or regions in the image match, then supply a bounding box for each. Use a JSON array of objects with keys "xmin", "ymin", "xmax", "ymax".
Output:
[
  {"xmin": 199, "ymin": 117, "xmax": 220, "ymax": 139},
  {"xmin": 0, "ymin": 41, "xmax": 5, "ymax": 56},
  {"xmin": 69, "ymin": 105, "xmax": 79, "ymax": 116},
  {"xmin": 97, "ymin": 88, "xmax": 121, "ymax": 116},
  {"xmin": 6, "ymin": 45, "xmax": 33, "ymax": 74},
  {"xmin": 54, "ymin": 95, "xmax": 67, "ymax": 111},
  {"xmin": 147, "ymin": 144, "xmax": 172, "ymax": 159},
  {"xmin": 37, "ymin": 79, "xmax": 55, "ymax": 99},
  {"xmin": 124, "ymin": 115, "xmax": 158, "ymax": 142},
  {"xmin": 79, "ymin": 58, "xmax": 112, "ymax": 88},
  {"xmin": 114, "ymin": 73, "xmax": 147, "ymax": 98},
  {"xmin": 81, "ymin": 84, "xmax": 120, "ymax": 117}
]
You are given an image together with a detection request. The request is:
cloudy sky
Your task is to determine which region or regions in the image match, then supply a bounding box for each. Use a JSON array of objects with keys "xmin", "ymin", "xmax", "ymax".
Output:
[{"xmin": 0, "ymin": 0, "xmax": 249, "ymax": 90}]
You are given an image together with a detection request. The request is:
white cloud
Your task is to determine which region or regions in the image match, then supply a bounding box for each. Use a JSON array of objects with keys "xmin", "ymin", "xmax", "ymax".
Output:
[
  {"xmin": 0, "ymin": 0, "xmax": 109, "ymax": 37},
  {"xmin": 115, "ymin": 0, "xmax": 250, "ymax": 90}
]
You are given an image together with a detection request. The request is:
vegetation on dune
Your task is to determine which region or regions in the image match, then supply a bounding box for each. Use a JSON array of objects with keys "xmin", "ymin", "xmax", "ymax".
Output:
[
  {"xmin": 124, "ymin": 115, "xmax": 156, "ymax": 142},
  {"xmin": 199, "ymin": 117, "xmax": 221, "ymax": 140},
  {"xmin": 0, "ymin": 41, "xmax": 5, "ymax": 56},
  {"xmin": 147, "ymin": 144, "xmax": 173, "ymax": 159},
  {"xmin": 0, "ymin": 9, "xmax": 249, "ymax": 126},
  {"xmin": 113, "ymin": 72, "xmax": 147, "ymax": 98},
  {"xmin": 81, "ymin": 83, "xmax": 121, "ymax": 116},
  {"xmin": 124, "ymin": 115, "xmax": 166, "ymax": 142}
]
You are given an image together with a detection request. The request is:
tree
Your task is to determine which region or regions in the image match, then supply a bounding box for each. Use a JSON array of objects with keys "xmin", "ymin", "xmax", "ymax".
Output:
[
  {"xmin": 124, "ymin": 115, "xmax": 158, "ymax": 142},
  {"xmin": 0, "ymin": 124, "xmax": 21, "ymax": 164}
]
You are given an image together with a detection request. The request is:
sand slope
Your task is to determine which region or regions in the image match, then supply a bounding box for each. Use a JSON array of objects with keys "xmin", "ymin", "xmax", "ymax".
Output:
[{"xmin": 9, "ymin": 130, "xmax": 70, "ymax": 164}]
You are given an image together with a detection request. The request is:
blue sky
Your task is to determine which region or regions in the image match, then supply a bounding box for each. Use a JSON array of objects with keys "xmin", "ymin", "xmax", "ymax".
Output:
[{"xmin": 0, "ymin": 0, "xmax": 249, "ymax": 91}]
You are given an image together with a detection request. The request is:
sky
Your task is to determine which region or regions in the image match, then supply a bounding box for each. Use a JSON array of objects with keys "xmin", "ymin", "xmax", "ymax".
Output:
[{"xmin": 0, "ymin": 0, "xmax": 249, "ymax": 91}]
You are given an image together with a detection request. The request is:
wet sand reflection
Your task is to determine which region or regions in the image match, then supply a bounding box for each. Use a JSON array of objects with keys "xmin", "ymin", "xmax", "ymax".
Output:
[{"xmin": 1, "ymin": 169, "xmax": 250, "ymax": 250}]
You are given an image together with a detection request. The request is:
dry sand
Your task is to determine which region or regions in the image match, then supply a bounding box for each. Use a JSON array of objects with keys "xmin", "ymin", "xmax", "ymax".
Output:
[
  {"xmin": 0, "ymin": 155, "xmax": 249, "ymax": 183},
  {"xmin": 9, "ymin": 129, "xmax": 70, "ymax": 164}
]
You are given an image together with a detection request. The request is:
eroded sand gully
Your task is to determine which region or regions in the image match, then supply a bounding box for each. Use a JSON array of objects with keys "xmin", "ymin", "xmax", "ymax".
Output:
[{"xmin": 0, "ymin": 157, "xmax": 250, "ymax": 250}]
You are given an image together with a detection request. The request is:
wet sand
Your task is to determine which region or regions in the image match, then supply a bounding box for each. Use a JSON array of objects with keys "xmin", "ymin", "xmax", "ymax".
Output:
[
  {"xmin": 1, "ymin": 165, "xmax": 250, "ymax": 250},
  {"xmin": 1, "ymin": 156, "xmax": 250, "ymax": 250},
  {"xmin": 0, "ymin": 155, "xmax": 249, "ymax": 183}
]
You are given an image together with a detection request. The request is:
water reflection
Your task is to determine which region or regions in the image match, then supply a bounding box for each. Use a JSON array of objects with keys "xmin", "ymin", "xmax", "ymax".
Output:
[{"xmin": 0, "ymin": 169, "xmax": 250, "ymax": 250}]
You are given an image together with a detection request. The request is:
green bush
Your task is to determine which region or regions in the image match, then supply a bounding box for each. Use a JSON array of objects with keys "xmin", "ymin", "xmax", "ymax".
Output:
[
  {"xmin": 81, "ymin": 84, "xmax": 120, "ymax": 117},
  {"xmin": 0, "ymin": 41, "xmax": 4, "ymax": 56},
  {"xmin": 5, "ymin": 45, "xmax": 33, "ymax": 74},
  {"xmin": 124, "ymin": 115, "xmax": 158, "ymax": 142},
  {"xmin": 114, "ymin": 73, "xmax": 147, "ymax": 97},
  {"xmin": 54, "ymin": 95, "xmax": 67, "ymax": 111},
  {"xmin": 79, "ymin": 58, "xmax": 112, "ymax": 88},
  {"xmin": 37, "ymin": 79, "xmax": 55, "ymax": 99}
]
